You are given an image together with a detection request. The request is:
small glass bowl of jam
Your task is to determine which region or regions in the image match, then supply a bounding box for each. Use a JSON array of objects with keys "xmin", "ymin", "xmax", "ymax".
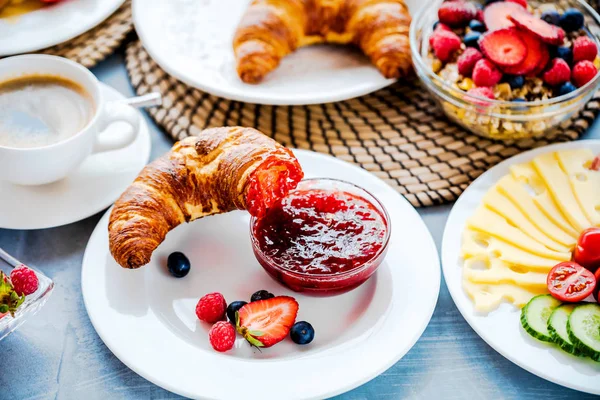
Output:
[{"xmin": 250, "ymin": 178, "xmax": 391, "ymax": 295}]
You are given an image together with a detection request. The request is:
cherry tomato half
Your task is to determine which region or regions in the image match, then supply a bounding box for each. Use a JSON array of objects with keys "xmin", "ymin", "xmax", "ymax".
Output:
[
  {"xmin": 594, "ymin": 268, "xmax": 600, "ymax": 303},
  {"xmin": 574, "ymin": 227, "xmax": 600, "ymax": 273},
  {"xmin": 547, "ymin": 261, "xmax": 596, "ymax": 302}
]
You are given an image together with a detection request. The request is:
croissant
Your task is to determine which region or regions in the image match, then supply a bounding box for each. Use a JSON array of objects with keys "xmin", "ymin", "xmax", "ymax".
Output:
[
  {"xmin": 108, "ymin": 127, "xmax": 304, "ymax": 269},
  {"xmin": 233, "ymin": 0, "xmax": 412, "ymax": 83}
]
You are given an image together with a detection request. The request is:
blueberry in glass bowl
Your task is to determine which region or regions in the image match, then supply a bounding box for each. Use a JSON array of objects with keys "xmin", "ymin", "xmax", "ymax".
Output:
[{"xmin": 410, "ymin": 0, "xmax": 600, "ymax": 140}]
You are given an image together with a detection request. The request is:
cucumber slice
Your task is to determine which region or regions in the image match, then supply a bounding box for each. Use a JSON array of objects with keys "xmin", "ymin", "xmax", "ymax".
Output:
[
  {"xmin": 567, "ymin": 303, "xmax": 600, "ymax": 362},
  {"xmin": 521, "ymin": 294, "xmax": 562, "ymax": 342},
  {"xmin": 548, "ymin": 304, "xmax": 582, "ymax": 356}
]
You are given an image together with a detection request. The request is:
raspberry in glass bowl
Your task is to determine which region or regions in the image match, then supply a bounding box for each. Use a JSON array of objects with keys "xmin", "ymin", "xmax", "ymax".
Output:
[
  {"xmin": 250, "ymin": 178, "xmax": 391, "ymax": 295},
  {"xmin": 410, "ymin": 0, "xmax": 600, "ymax": 140}
]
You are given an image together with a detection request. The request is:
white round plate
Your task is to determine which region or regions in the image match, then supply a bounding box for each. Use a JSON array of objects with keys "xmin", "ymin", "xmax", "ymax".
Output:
[
  {"xmin": 442, "ymin": 140, "xmax": 600, "ymax": 395},
  {"xmin": 0, "ymin": 83, "xmax": 151, "ymax": 230},
  {"xmin": 0, "ymin": 0, "xmax": 124, "ymax": 56},
  {"xmin": 132, "ymin": 0, "xmax": 420, "ymax": 105},
  {"xmin": 82, "ymin": 150, "xmax": 440, "ymax": 400}
]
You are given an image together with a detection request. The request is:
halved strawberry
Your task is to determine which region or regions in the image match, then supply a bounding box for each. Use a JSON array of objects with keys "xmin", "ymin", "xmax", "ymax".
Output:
[
  {"xmin": 508, "ymin": 10, "xmax": 565, "ymax": 45},
  {"xmin": 479, "ymin": 28, "xmax": 527, "ymax": 67},
  {"xmin": 484, "ymin": 2, "xmax": 525, "ymax": 31},
  {"xmin": 500, "ymin": 31, "xmax": 546, "ymax": 75},
  {"xmin": 530, "ymin": 44, "xmax": 550, "ymax": 76},
  {"xmin": 236, "ymin": 296, "xmax": 299, "ymax": 348}
]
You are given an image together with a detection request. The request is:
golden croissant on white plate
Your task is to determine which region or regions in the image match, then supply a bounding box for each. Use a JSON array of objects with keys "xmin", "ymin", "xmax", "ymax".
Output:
[{"xmin": 233, "ymin": 0, "xmax": 412, "ymax": 83}]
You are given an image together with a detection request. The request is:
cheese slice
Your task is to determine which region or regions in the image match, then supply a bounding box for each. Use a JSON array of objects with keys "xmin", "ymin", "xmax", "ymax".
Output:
[
  {"xmin": 533, "ymin": 152, "xmax": 591, "ymax": 232},
  {"xmin": 461, "ymin": 228, "xmax": 561, "ymax": 272},
  {"xmin": 467, "ymin": 206, "xmax": 572, "ymax": 261},
  {"xmin": 483, "ymin": 187, "xmax": 571, "ymax": 253},
  {"xmin": 462, "ymin": 279, "xmax": 547, "ymax": 312},
  {"xmin": 510, "ymin": 162, "xmax": 580, "ymax": 237},
  {"xmin": 463, "ymin": 257, "xmax": 548, "ymax": 290},
  {"xmin": 556, "ymin": 149, "xmax": 600, "ymax": 227},
  {"xmin": 496, "ymin": 175, "xmax": 578, "ymax": 246}
]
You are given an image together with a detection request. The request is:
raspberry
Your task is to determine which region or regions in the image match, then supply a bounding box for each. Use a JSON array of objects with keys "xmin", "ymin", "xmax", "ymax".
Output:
[
  {"xmin": 432, "ymin": 30, "xmax": 462, "ymax": 62},
  {"xmin": 573, "ymin": 36, "xmax": 598, "ymax": 63},
  {"xmin": 572, "ymin": 60, "xmax": 598, "ymax": 87},
  {"xmin": 542, "ymin": 58, "xmax": 571, "ymax": 86},
  {"xmin": 209, "ymin": 321, "xmax": 236, "ymax": 352},
  {"xmin": 472, "ymin": 59, "xmax": 503, "ymax": 87},
  {"xmin": 428, "ymin": 23, "xmax": 451, "ymax": 47},
  {"xmin": 506, "ymin": 0, "xmax": 527, "ymax": 8},
  {"xmin": 438, "ymin": 1, "xmax": 478, "ymax": 27},
  {"xmin": 467, "ymin": 87, "xmax": 495, "ymax": 100},
  {"xmin": 10, "ymin": 265, "xmax": 38, "ymax": 296},
  {"xmin": 458, "ymin": 48, "xmax": 484, "ymax": 76},
  {"xmin": 196, "ymin": 292, "xmax": 227, "ymax": 323}
]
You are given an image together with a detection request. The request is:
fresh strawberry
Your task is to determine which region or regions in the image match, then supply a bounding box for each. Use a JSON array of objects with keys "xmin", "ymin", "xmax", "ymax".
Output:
[
  {"xmin": 508, "ymin": 10, "xmax": 565, "ymax": 45},
  {"xmin": 0, "ymin": 271, "xmax": 25, "ymax": 318},
  {"xmin": 209, "ymin": 321, "xmax": 236, "ymax": 352},
  {"xmin": 484, "ymin": 2, "xmax": 524, "ymax": 31},
  {"xmin": 432, "ymin": 30, "xmax": 462, "ymax": 62},
  {"xmin": 472, "ymin": 59, "xmax": 503, "ymax": 87},
  {"xmin": 572, "ymin": 60, "xmax": 598, "ymax": 87},
  {"xmin": 506, "ymin": 0, "xmax": 527, "ymax": 7},
  {"xmin": 542, "ymin": 58, "xmax": 571, "ymax": 85},
  {"xmin": 196, "ymin": 292, "xmax": 227, "ymax": 323},
  {"xmin": 236, "ymin": 296, "xmax": 298, "ymax": 348},
  {"xmin": 500, "ymin": 31, "xmax": 546, "ymax": 75},
  {"xmin": 467, "ymin": 87, "xmax": 495, "ymax": 99},
  {"xmin": 573, "ymin": 36, "xmax": 598, "ymax": 62},
  {"xmin": 10, "ymin": 265, "xmax": 38, "ymax": 296},
  {"xmin": 458, "ymin": 47, "xmax": 484, "ymax": 76},
  {"xmin": 479, "ymin": 28, "xmax": 527, "ymax": 67},
  {"xmin": 438, "ymin": 1, "xmax": 478, "ymax": 27}
]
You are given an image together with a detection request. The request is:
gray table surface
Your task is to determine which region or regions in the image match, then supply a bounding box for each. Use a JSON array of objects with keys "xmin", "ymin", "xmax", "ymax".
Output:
[{"xmin": 1, "ymin": 51, "xmax": 599, "ymax": 400}]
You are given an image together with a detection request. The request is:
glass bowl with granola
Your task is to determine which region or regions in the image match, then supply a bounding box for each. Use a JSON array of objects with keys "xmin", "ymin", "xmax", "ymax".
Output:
[{"xmin": 410, "ymin": 0, "xmax": 600, "ymax": 140}]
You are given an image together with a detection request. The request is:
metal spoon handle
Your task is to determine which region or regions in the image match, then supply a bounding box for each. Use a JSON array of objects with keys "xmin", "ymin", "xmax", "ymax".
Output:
[
  {"xmin": 121, "ymin": 93, "xmax": 162, "ymax": 108},
  {"xmin": 0, "ymin": 247, "xmax": 21, "ymax": 268}
]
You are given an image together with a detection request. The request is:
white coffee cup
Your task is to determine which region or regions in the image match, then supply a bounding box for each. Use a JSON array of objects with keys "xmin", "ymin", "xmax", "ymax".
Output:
[{"xmin": 0, "ymin": 54, "xmax": 140, "ymax": 186}]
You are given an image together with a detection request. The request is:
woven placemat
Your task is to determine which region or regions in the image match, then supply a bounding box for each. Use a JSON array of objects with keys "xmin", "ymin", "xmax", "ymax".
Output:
[
  {"xmin": 125, "ymin": 40, "xmax": 599, "ymax": 208},
  {"xmin": 39, "ymin": 0, "xmax": 132, "ymax": 68}
]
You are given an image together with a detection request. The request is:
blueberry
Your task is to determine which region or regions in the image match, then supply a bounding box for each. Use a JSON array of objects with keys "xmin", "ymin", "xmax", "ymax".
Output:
[
  {"xmin": 250, "ymin": 290, "xmax": 274, "ymax": 302},
  {"xmin": 558, "ymin": 82, "xmax": 577, "ymax": 95},
  {"xmin": 560, "ymin": 9, "xmax": 584, "ymax": 32},
  {"xmin": 556, "ymin": 46, "xmax": 573, "ymax": 65},
  {"xmin": 290, "ymin": 321, "xmax": 315, "ymax": 345},
  {"xmin": 468, "ymin": 20, "xmax": 486, "ymax": 33},
  {"xmin": 463, "ymin": 32, "xmax": 481, "ymax": 48},
  {"xmin": 226, "ymin": 301, "xmax": 247, "ymax": 323},
  {"xmin": 167, "ymin": 252, "xmax": 190, "ymax": 278},
  {"xmin": 506, "ymin": 75, "xmax": 525, "ymax": 89},
  {"xmin": 541, "ymin": 11, "xmax": 561, "ymax": 26},
  {"xmin": 512, "ymin": 98, "xmax": 527, "ymax": 102}
]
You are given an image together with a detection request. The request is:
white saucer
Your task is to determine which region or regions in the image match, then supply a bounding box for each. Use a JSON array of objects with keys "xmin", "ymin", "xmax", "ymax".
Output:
[
  {"xmin": 82, "ymin": 149, "xmax": 440, "ymax": 399},
  {"xmin": 0, "ymin": 0, "xmax": 124, "ymax": 56},
  {"xmin": 132, "ymin": 0, "xmax": 420, "ymax": 105},
  {"xmin": 442, "ymin": 140, "xmax": 600, "ymax": 395},
  {"xmin": 0, "ymin": 83, "xmax": 151, "ymax": 230}
]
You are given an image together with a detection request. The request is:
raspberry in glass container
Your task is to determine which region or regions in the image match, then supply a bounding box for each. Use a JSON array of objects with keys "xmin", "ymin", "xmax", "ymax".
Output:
[{"xmin": 250, "ymin": 179, "xmax": 391, "ymax": 294}]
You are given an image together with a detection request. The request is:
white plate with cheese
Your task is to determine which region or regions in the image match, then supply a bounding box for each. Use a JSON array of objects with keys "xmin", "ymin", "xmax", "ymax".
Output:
[{"xmin": 442, "ymin": 140, "xmax": 600, "ymax": 395}]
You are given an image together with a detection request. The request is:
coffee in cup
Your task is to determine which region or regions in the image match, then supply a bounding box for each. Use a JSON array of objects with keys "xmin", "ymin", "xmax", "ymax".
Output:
[{"xmin": 0, "ymin": 75, "xmax": 95, "ymax": 149}]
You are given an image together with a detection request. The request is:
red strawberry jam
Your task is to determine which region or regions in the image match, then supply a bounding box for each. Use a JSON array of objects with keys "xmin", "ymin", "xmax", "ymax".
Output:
[{"xmin": 251, "ymin": 179, "xmax": 390, "ymax": 293}]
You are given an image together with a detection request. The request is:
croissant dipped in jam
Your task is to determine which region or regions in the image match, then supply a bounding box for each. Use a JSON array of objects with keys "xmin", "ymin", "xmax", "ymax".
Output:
[
  {"xmin": 233, "ymin": 0, "xmax": 412, "ymax": 83},
  {"xmin": 108, "ymin": 127, "xmax": 303, "ymax": 269}
]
